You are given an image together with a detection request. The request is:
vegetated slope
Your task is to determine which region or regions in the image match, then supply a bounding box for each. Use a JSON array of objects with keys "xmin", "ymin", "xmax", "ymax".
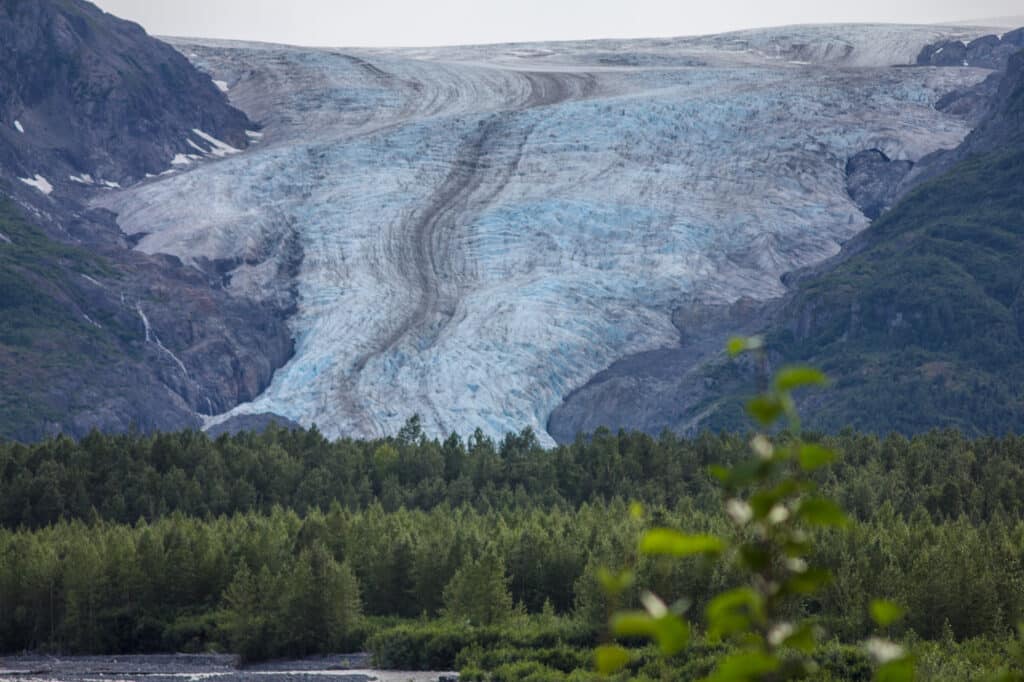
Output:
[
  {"xmin": 611, "ymin": 48, "xmax": 1024, "ymax": 437},
  {"xmin": 0, "ymin": 0, "xmax": 294, "ymax": 441},
  {"xmin": 761, "ymin": 50, "xmax": 1024, "ymax": 434},
  {"xmin": 101, "ymin": 25, "xmax": 991, "ymax": 445}
]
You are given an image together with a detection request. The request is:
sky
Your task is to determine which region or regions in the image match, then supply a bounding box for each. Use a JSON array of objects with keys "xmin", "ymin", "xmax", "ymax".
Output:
[{"xmin": 91, "ymin": 0, "xmax": 1024, "ymax": 48}]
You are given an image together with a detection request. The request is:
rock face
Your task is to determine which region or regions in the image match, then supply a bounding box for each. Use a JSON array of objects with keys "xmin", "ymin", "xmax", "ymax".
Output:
[
  {"xmin": 917, "ymin": 28, "xmax": 1024, "ymax": 69},
  {"xmin": 0, "ymin": 0, "xmax": 252, "ymax": 193},
  {"xmin": 99, "ymin": 24, "xmax": 991, "ymax": 445},
  {"xmin": 0, "ymin": 0, "xmax": 293, "ymax": 442},
  {"xmin": 844, "ymin": 150, "xmax": 914, "ymax": 219}
]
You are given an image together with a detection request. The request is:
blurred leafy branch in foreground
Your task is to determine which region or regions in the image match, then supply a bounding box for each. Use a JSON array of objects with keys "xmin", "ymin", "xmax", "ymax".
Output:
[{"xmin": 596, "ymin": 335, "xmax": 916, "ymax": 682}]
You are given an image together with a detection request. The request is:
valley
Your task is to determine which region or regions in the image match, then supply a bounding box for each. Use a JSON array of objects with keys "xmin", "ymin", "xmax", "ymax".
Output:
[{"xmin": 98, "ymin": 26, "xmax": 990, "ymax": 444}]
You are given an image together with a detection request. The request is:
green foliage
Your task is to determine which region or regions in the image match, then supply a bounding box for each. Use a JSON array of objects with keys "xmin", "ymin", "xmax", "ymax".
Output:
[{"xmin": 599, "ymin": 339, "xmax": 911, "ymax": 681}]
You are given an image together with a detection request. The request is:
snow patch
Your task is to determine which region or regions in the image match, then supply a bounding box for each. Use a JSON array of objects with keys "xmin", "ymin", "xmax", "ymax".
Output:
[
  {"xmin": 13, "ymin": 120, "xmax": 23, "ymax": 134},
  {"xmin": 171, "ymin": 154, "xmax": 193, "ymax": 166},
  {"xmin": 0, "ymin": 232, "xmax": 10, "ymax": 244},
  {"xmin": 187, "ymin": 139, "xmax": 209, "ymax": 154},
  {"xmin": 245, "ymin": 130, "xmax": 264, "ymax": 139},
  {"xmin": 191, "ymin": 129, "xmax": 241, "ymax": 157},
  {"xmin": 69, "ymin": 173, "xmax": 95, "ymax": 185},
  {"xmin": 19, "ymin": 174, "xmax": 53, "ymax": 195},
  {"xmin": 83, "ymin": 314, "xmax": 102, "ymax": 329},
  {"xmin": 81, "ymin": 274, "xmax": 103, "ymax": 287},
  {"xmin": 101, "ymin": 180, "xmax": 121, "ymax": 189},
  {"xmin": 213, "ymin": 79, "xmax": 230, "ymax": 93}
]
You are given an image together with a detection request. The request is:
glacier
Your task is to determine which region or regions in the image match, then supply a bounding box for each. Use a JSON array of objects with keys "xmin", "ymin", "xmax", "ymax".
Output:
[{"xmin": 97, "ymin": 24, "xmax": 992, "ymax": 445}]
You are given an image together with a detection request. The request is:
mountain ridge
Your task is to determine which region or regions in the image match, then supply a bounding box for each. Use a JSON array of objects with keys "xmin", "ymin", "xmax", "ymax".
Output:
[{"xmin": 0, "ymin": 0, "xmax": 294, "ymax": 441}]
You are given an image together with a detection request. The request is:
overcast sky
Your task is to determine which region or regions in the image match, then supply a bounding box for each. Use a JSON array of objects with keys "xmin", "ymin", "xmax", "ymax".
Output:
[{"xmin": 91, "ymin": 0, "xmax": 1024, "ymax": 48}]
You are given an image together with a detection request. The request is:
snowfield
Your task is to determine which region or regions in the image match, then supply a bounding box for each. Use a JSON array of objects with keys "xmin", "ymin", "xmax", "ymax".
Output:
[{"xmin": 98, "ymin": 24, "xmax": 991, "ymax": 444}]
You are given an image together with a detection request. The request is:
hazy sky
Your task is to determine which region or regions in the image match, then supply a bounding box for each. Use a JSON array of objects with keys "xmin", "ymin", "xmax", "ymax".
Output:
[{"xmin": 91, "ymin": 0, "xmax": 1024, "ymax": 47}]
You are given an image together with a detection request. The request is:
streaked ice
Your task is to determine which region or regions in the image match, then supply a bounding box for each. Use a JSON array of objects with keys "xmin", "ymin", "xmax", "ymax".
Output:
[{"xmin": 98, "ymin": 24, "xmax": 991, "ymax": 444}]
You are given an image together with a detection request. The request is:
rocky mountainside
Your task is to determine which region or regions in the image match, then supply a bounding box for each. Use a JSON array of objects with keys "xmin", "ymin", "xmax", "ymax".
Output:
[
  {"xmin": 0, "ymin": 0, "xmax": 293, "ymax": 441},
  {"xmin": 0, "ymin": 0, "xmax": 252, "ymax": 196},
  {"xmin": 96, "ymin": 24, "xmax": 996, "ymax": 445},
  {"xmin": 551, "ymin": 44, "xmax": 1024, "ymax": 440}
]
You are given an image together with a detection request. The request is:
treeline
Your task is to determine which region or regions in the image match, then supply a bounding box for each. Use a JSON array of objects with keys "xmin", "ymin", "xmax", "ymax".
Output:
[
  {"xmin": 4, "ymin": 422, "xmax": 1024, "ymax": 528},
  {"xmin": 2, "ymin": 502, "xmax": 1022, "ymax": 657}
]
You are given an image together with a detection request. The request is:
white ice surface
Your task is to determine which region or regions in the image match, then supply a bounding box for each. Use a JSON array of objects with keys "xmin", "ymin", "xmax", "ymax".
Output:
[
  {"xmin": 20, "ymin": 174, "xmax": 53, "ymax": 195},
  {"xmin": 213, "ymin": 79, "xmax": 230, "ymax": 92},
  {"xmin": 99, "ymin": 24, "xmax": 991, "ymax": 444}
]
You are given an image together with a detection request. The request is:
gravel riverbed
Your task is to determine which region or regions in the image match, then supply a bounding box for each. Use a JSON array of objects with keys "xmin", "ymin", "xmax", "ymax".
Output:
[{"xmin": 0, "ymin": 655, "xmax": 455, "ymax": 682}]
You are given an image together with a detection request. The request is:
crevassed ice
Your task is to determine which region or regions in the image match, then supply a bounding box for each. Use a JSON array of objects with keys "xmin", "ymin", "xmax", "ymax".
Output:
[{"xmin": 98, "ymin": 25, "xmax": 991, "ymax": 445}]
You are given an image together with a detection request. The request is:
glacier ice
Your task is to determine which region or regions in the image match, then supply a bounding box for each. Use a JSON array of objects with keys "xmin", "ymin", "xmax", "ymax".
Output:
[{"xmin": 97, "ymin": 25, "xmax": 991, "ymax": 445}]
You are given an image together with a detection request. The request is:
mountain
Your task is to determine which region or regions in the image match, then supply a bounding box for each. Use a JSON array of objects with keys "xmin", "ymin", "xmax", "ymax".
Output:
[
  {"xmin": 0, "ymin": 0, "xmax": 293, "ymax": 441},
  {"xmin": 94, "ymin": 24, "xmax": 996, "ymax": 445},
  {"xmin": 551, "ymin": 44, "xmax": 1024, "ymax": 439},
  {"xmin": 2, "ymin": 3, "xmax": 1017, "ymax": 444}
]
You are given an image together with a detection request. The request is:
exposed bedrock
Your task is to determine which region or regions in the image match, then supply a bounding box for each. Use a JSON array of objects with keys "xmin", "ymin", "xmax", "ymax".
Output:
[
  {"xmin": 917, "ymin": 28, "xmax": 1024, "ymax": 69},
  {"xmin": 844, "ymin": 149, "xmax": 914, "ymax": 219}
]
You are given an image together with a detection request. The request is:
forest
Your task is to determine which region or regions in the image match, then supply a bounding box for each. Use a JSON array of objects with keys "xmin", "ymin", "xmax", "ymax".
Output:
[{"xmin": 3, "ymin": 419, "xmax": 1024, "ymax": 680}]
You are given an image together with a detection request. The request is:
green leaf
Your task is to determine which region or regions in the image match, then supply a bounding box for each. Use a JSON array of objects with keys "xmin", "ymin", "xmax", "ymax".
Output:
[
  {"xmin": 781, "ymin": 624, "xmax": 819, "ymax": 653},
  {"xmin": 595, "ymin": 644, "xmax": 630, "ymax": 675},
  {"xmin": 652, "ymin": 613, "xmax": 691, "ymax": 656},
  {"xmin": 875, "ymin": 656, "xmax": 915, "ymax": 682},
  {"xmin": 727, "ymin": 336, "xmax": 748, "ymax": 357},
  {"xmin": 747, "ymin": 395, "xmax": 784, "ymax": 425},
  {"xmin": 798, "ymin": 497, "xmax": 849, "ymax": 527},
  {"xmin": 639, "ymin": 529, "xmax": 724, "ymax": 557},
  {"xmin": 706, "ymin": 587, "xmax": 764, "ymax": 640},
  {"xmin": 705, "ymin": 651, "xmax": 780, "ymax": 682},
  {"xmin": 774, "ymin": 366, "xmax": 828, "ymax": 392},
  {"xmin": 870, "ymin": 600, "xmax": 906, "ymax": 628},
  {"xmin": 611, "ymin": 611, "xmax": 691, "ymax": 656},
  {"xmin": 749, "ymin": 479, "xmax": 802, "ymax": 518},
  {"xmin": 739, "ymin": 544, "xmax": 772, "ymax": 572},
  {"xmin": 597, "ymin": 567, "xmax": 634, "ymax": 596},
  {"xmin": 611, "ymin": 611, "xmax": 657, "ymax": 638},
  {"xmin": 714, "ymin": 458, "xmax": 771, "ymax": 489},
  {"xmin": 782, "ymin": 567, "xmax": 832, "ymax": 595},
  {"xmin": 709, "ymin": 464, "xmax": 732, "ymax": 483},
  {"xmin": 799, "ymin": 443, "xmax": 836, "ymax": 471}
]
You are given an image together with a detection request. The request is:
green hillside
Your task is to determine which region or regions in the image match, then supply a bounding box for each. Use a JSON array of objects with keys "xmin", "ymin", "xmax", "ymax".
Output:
[{"xmin": 772, "ymin": 146, "xmax": 1024, "ymax": 434}]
